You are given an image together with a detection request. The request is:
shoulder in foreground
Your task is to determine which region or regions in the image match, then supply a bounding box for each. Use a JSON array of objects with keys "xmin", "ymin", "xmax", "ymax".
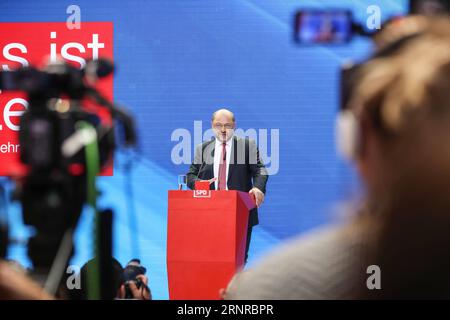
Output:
[{"xmin": 225, "ymin": 223, "xmax": 366, "ymax": 300}]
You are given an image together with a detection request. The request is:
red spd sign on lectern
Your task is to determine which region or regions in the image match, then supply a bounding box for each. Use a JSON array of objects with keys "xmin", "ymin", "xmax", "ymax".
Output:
[{"xmin": 167, "ymin": 190, "xmax": 255, "ymax": 300}]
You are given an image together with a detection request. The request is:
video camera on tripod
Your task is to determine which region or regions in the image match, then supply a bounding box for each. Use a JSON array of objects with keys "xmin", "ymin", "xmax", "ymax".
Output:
[{"xmin": 0, "ymin": 58, "xmax": 137, "ymax": 296}]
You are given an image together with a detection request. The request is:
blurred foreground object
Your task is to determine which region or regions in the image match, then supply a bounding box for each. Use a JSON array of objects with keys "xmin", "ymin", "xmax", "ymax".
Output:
[
  {"xmin": 227, "ymin": 16, "xmax": 450, "ymax": 300},
  {"xmin": 0, "ymin": 260, "xmax": 53, "ymax": 300}
]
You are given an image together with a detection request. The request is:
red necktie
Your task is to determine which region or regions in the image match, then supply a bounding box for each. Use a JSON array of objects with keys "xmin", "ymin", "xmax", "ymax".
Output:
[{"xmin": 218, "ymin": 142, "xmax": 227, "ymax": 190}]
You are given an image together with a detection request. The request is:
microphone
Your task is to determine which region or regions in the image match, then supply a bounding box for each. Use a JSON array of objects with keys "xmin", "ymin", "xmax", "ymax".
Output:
[
  {"xmin": 197, "ymin": 143, "xmax": 214, "ymax": 183},
  {"xmin": 195, "ymin": 139, "xmax": 216, "ymax": 187}
]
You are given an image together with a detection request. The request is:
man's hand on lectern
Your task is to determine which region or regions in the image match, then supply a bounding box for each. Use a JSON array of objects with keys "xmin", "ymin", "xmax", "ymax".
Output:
[{"xmin": 249, "ymin": 187, "xmax": 264, "ymax": 208}]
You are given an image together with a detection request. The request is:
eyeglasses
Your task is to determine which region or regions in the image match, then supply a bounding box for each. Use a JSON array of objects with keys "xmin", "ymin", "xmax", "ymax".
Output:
[{"xmin": 213, "ymin": 123, "xmax": 234, "ymax": 130}]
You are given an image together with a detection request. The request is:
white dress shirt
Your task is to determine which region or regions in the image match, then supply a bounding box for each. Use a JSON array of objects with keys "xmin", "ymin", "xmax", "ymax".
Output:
[{"xmin": 213, "ymin": 137, "xmax": 232, "ymax": 190}]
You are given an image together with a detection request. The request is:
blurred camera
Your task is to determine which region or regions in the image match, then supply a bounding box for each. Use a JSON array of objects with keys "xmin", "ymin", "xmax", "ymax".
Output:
[
  {"xmin": 293, "ymin": 0, "xmax": 450, "ymax": 46},
  {"xmin": 123, "ymin": 259, "xmax": 147, "ymax": 299},
  {"xmin": 293, "ymin": 9, "xmax": 354, "ymax": 44},
  {"xmin": 0, "ymin": 59, "xmax": 137, "ymax": 296}
]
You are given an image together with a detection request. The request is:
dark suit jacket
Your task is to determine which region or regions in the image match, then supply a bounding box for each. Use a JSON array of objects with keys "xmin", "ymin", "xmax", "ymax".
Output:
[{"xmin": 186, "ymin": 136, "xmax": 268, "ymax": 226}]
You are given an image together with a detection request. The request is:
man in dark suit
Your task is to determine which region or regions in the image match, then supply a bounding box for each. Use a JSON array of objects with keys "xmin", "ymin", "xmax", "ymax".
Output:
[{"xmin": 186, "ymin": 109, "xmax": 268, "ymax": 263}]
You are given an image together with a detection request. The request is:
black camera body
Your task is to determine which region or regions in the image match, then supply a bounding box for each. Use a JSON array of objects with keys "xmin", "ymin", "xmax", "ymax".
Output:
[
  {"xmin": 19, "ymin": 103, "xmax": 114, "ymax": 173},
  {"xmin": 1, "ymin": 60, "xmax": 116, "ymax": 175},
  {"xmin": 123, "ymin": 259, "xmax": 147, "ymax": 299}
]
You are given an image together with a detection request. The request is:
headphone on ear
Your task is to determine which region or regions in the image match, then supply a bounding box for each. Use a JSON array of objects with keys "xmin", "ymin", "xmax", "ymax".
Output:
[
  {"xmin": 335, "ymin": 61, "xmax": 363, "ymax": 161},
  {"xmin": 336, "ymin": 108, "xmax": 361, "ymax": 161}
]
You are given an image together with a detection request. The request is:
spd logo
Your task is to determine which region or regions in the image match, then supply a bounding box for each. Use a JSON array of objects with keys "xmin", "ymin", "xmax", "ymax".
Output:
[{"xmin": 193, "ymin": 190, "xmax": 211, "ymax": 198}]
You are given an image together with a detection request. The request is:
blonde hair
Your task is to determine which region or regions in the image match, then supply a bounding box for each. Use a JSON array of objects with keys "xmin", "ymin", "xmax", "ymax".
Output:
[
  {"xmin": 350, "ymin": 17, "xmax": 450, "ymax": 299},
  {"xmin": 350, "ymin": 18, "xmax": 450, "ymax": 135}
]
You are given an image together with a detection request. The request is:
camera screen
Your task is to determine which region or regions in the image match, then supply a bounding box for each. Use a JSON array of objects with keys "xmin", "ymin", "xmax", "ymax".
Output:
[
  {"xmin": 294, "ymin": 10, "xmax": 353, "ymax": 44},
  {"xmin": 410, "ymin": 0, "xmax": 450, "ymax": 15}
]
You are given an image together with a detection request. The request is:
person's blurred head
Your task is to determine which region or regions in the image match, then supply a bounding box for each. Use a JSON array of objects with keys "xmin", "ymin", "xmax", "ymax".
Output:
[
  {"xmin": 68, "ymin": 257, "xmax": 124, "ymax": 300},
  {"xmin": 346, "ymin": 17, "xmax": 450, "ymax": 199},
  {"xmin": 345, "ymin": 16, "xmax": 450, "ymax": 298}
]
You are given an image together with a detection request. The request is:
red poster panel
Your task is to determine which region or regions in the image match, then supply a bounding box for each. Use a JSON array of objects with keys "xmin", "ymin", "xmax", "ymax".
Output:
[{"xmin": 0, "ymin": 22, "xmax": 113, "ymax": 176}]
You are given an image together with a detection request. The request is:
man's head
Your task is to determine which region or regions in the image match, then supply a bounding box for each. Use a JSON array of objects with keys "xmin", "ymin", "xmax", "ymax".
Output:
[{"xmin": 211, "ymin": 108, "xmax": 235, "ymax": 142}]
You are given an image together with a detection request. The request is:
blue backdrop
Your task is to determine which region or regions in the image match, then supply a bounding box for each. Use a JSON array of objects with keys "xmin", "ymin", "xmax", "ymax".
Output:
[{"xmin": 1, "ymin": 0, "xmax": 408, "ymax": 299}]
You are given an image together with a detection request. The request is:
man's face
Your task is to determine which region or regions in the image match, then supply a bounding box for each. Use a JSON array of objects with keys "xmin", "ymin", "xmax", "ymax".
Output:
[{"xmin": 212, "ymin": 113, "xmax": 235, "ymax": 142}]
